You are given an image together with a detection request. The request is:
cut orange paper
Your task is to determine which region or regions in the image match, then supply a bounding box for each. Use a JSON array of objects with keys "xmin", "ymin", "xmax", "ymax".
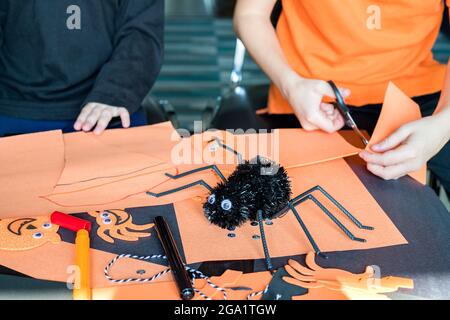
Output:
[
  {"xmin": 175, "ymin": 158, "xmax": 407, "ymax": 264},
  {"xmin": 42, "ymin": 122, "xmax": 204, "ymax": 211},
  {"xmin": 96, "ymin": 121, "xmax": 182, "ymax": 163},
  {"xmin": 367, "ymin": 82, "xmax": 426, "ymax": 184},
  {"xmin": 55, "ymin": 131, "xmax": 166, "ymax": 192},
  {"xmin": 195, "ymin": 129, "xmax": 361, "ymax": 169},
  {"xmin": 283, "ymin": 252, "xmax": 414, "ymax": 300},
  {"xmin": 0, "ymin": 130, "xmax": 65, "ymax": 218},
  {"xmin": 41, "ymin": 164, "xmax": 175, "ymax": 213}
]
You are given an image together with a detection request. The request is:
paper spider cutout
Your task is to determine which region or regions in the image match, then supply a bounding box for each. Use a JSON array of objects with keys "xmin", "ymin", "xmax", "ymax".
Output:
[{"xmin": 147, "ymin": 138, "xmax": 374, "ymax": 271}]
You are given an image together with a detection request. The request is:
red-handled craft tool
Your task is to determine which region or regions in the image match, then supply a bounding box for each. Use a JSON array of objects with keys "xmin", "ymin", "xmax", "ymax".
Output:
[{"xmin": 51, "ymin": 211, "xmax": 92, "ymax": 300}]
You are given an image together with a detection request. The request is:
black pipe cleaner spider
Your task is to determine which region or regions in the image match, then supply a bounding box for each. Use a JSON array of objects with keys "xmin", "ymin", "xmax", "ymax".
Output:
[{"xmin": 147, "ymin": 138, "xmax": 374, "ymax": 272}]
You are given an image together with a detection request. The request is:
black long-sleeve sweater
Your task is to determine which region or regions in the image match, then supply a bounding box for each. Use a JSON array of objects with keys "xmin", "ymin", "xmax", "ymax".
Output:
[{"xmin": 0, "ymin": 0, "xmax": 164, "ymax": 120}]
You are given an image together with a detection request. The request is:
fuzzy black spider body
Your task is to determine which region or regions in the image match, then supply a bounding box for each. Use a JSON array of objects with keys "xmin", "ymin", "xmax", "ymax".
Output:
[{"xmin": 203, "ymin": 157, "xmax": 292, "ymax": 230}]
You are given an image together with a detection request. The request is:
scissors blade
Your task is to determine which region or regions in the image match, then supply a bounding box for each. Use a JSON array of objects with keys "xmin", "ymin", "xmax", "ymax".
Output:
[
  {"xmin": 327, "ymin": 80, "xmax": 369, "ymax": 146},
  {"xmin": 345, "ymin": 113, "xmax": 369, "ymax": 146}
]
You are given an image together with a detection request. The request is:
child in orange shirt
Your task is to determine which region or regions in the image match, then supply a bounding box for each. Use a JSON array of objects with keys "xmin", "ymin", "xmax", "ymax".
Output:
[{"xmin": 235, "ymin": 0, "xmax": 450, "ymax": 195}]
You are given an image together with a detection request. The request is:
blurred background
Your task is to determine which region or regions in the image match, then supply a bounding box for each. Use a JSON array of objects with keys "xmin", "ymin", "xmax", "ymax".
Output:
[{"xmin": 146, "ymin": 0, "xmax": 270, "ymax": 132}]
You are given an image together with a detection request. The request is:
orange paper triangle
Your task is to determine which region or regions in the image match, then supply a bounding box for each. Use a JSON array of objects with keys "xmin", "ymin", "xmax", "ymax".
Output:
[{"xmin": 368, "ymin": 82, "xmax": 426, "ymax": 184}]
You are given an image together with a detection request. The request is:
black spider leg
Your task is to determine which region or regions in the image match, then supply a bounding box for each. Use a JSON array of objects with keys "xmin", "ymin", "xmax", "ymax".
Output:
[
  {"xmin": 287, "ymin": 185, "xmax": 374, "ymax": 257},
  {"xmin": 288, "ymin": 203, "xmax": 326, "ymax": 259},
  {"xmin": 147, "ymin": 165, "xmax": 228, "ymax": 198},
  {"xmin": 208, "ymin": 137, "xmax": 244, "ymax": 164},
  {"xmin": 147, "ymin": 180, "xmax": 214, "ymax": 198},
  {"xmin": 165, "ymin": 164, "xmax": 227, "ymax": 183},
  {"xmin": 291, "ymin": 185, "xmax": 374, "ymax": 231},
  {"xmin": 257, "ymin": 210, "xmax": 274, "ymax": 273}
]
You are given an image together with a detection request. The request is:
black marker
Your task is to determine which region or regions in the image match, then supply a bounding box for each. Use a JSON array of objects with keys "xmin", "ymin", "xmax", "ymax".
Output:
[{"xmin": 154, "ymin": 216, "xmax": 194, "ymax": 300}]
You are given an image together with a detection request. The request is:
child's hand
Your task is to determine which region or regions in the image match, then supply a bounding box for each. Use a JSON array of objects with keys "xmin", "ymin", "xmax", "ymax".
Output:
[
  {"xmin": 282, "ymin": 75, "xmax": 350, "ymax": 133},
  {"xmin": 74, "ymin": 103, "xmax": 130, "ymax": 135},
  {"xmin": 359, "ymin": 115, "xmax": 450, "ymax": 180}
]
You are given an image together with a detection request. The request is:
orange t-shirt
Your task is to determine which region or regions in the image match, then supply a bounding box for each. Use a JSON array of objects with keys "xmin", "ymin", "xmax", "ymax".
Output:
[{"xmin": 268, "ymin": 0, "xmax": 448, "ymax": 114}]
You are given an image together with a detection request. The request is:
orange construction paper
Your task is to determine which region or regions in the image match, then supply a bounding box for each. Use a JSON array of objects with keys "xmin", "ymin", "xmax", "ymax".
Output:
[
  {"xmin": 282, "ymin": 252, "xmax": 414, "ymax": 300},
  {"xmin": 0, "ymin": 215, "xmax": 61, "ymax": 251},
  {"xmin": 0, "ymin": 241, "xmax": 170, "ymax": 288},
  {"xmin": 41, "ymin": 164, "xmax": 175, "ymax": 213},
  {"xmin": 278, "ymin": 129, "xmax": 361, "ymax": 169},
  {"xmin": 175, "ymin": 158, "xmax": 407, "ymax": 264},
  {"xmin": 40, "ymin": 122, "xmax": 204, "ymax": 212},
  {"xmin": 92, "ymin": 270, "xmax": 272, "ymax": 300},
  {"xmin": 55, "ymin": 131, "xmax": 166, "ymax": 193},
  {"xmin": 0, "ymin": 130, "xmax": 65, "ymax": 218},
  {"xmin": 96, "ymin": 122, "xmax": 181, "ymax": 163},
  {"xmin": 193, "ymin": 129, "xmax": 360, "ymax": 169},
  {"xmin": 367, "ymin": 82, "xmax": 426, "ymax": 184}
]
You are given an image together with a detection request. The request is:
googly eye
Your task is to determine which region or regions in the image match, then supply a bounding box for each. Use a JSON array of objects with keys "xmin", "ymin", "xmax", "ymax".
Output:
[
  {"xmin": 101, "ymin": 212, "xmax": 109, "ymax": 218},
  {"xmin": 221, "ymin": 199, "xmax": 232, "ymax": 211},
  {"xmin": 209, "ymin": 143, "xmax": 219, "ymax": 152},
  {"xmin": 103, "ymin": 218, "xmax": 112, "ymax": 225},
  {"xmin": 42, "ymin": 223, "xmax": 52, "ymax": 229},
  {"xmin": 33, "ymin": 232, "xmax": 43, "ymax": 239},
  {"xmin": 207, "ymin": 194, "xmax": 216, "ymax": 205}
]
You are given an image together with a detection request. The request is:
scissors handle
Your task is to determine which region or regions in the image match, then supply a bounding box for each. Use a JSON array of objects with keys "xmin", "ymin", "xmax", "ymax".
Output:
[
  {"xmin": 327, "ymin": 80, "xmax": 350, "ymax": 114},
  {"xmin": 327, "ymin": 80, "xmax": 369, "ymax": 146}
]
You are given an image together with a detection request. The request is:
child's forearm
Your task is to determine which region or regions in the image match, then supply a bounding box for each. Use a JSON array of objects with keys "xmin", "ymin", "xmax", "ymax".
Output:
[
  {"xmin": 234, "ymin": 0, "xmax": 299, "ymax": 96},
  {"xmin": 435, "ymin": 60, "xmax": 450, "ymax": 141}
]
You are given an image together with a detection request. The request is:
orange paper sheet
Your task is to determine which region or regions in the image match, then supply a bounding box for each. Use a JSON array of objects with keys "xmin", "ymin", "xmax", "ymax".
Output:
[
  {"xmin": 0, "ymin": 131, "xmax": 65, "ymax": 218},
  {"xmin": 194, "ymin": 129, "xmax": 360, "ymax": 169},
  {"xmin": 175, "ymin": 158, "xmax": 407, "ymax": 264},
  {"xmin": 40, "ymin": 123, "xmax": 183, "ymax": 212},
  {"xmin": 95, "ymin": 122, "xmax": 182, "ymax": 163},
  {"xmin": 55, "ymin": 132, "xmax": 166, "ymax": 192},
  {"xmin": 0, "ymin": 241, "xmax": 170, "ymax": 288},
  {"xmin": 368, "ymin": 82, "xmax": 426, "ymax": 184},
  {"xmin": 41, "ymin": 164, "xmax": 174, "ymax": 213}
]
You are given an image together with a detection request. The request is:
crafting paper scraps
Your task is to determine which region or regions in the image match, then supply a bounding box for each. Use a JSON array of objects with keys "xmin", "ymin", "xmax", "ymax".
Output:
[
  {"xmin": 282, "ymin": 252, "xmax": 414, "ymax": 300},
  {"xmin": 0, "ymin": 216, "xmax": 60, "ymax": 251},
  {"xmin": 88, "ymin": 209, "xmax": 154, "ymax": 244},
  {"xmin": 367, "ymin": 82, "xmax": 426, "ymax": 184}
]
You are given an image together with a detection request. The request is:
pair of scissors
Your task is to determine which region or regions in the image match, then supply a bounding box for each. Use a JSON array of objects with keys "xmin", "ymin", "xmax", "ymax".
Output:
[{"xmin": 327, "ymin": 80, "xmax": 369, "ymax": 146}]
